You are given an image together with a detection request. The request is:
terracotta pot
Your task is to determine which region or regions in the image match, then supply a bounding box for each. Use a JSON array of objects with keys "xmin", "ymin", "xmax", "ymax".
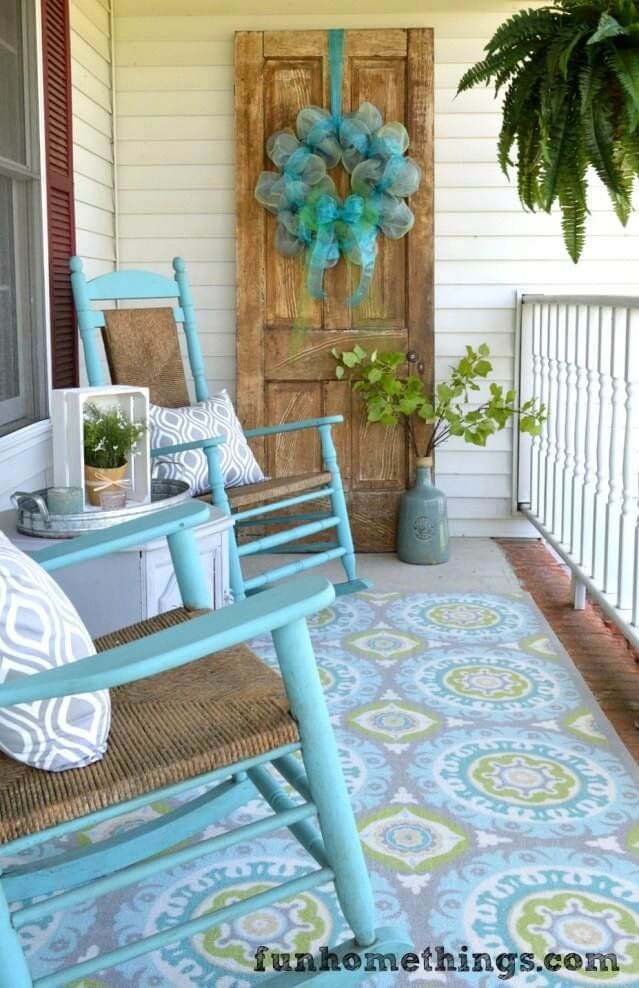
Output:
[{"xmin": 84, "ymin": 462, "xmax": 128, "ymax": 507}]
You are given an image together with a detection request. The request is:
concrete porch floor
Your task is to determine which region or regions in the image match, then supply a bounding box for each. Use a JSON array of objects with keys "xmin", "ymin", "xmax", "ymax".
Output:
[{"xmin": 244, "ymin": 537, "xmax": 521, "ymax": 593}]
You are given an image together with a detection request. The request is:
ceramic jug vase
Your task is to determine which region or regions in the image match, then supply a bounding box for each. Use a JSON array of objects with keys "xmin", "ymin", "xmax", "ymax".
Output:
[{"xmin": 397, "ymin": 456, "xmax": 449, "ymax": 564}]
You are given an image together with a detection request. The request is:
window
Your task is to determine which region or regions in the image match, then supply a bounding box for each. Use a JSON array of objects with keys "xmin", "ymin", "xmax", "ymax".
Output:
[{"xmin": 0, "ymin": 0, "xmax": 45, "ymax": 437}]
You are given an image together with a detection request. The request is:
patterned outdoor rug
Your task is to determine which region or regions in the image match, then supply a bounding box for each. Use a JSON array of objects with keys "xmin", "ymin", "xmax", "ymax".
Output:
[{"xmin": 10, "ymin": 591, "xmax": 639, "ymax": 987}]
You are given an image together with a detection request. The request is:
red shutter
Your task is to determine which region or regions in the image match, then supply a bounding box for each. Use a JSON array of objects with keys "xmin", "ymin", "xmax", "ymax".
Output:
[{"xmin": 41, "ymin": 0, "xmax": 77, "ymax": 388}]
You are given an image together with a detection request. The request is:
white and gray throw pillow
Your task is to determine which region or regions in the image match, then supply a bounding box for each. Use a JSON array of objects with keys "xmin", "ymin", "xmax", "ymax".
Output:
[
  {"xmin": 150, "ymin": 391, "xmax": 265, "ymax": 496},
  {"xmin": 0, "ymin": 532, "xmax": 110, "ymax": 772}
]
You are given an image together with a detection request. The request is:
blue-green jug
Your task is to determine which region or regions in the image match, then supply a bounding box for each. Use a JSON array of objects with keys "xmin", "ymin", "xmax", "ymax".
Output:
[{"xmin": 397, "ymin": 457, "xmax": 449, "ymax": 564}]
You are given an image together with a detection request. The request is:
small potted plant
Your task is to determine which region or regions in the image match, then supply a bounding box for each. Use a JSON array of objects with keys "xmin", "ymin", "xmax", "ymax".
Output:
[
  {"xmin": 333, "ymin": 344, "xmax": 545, "ymax": 564},
  {"xmin": 83, "ymin": 403, "xmax": 146, "ymax": 508}
]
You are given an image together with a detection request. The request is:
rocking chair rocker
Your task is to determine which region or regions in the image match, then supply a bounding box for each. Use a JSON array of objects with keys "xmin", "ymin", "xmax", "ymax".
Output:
[
  {"xmin": 70, "ymin": 255, "xmax": 369, "ymax": 601},
  {"xmin": 0, "ymin": 502, "xmax": 409, "ymax": 987}
]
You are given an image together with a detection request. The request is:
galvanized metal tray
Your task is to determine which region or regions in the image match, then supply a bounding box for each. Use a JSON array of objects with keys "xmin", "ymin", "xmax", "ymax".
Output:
[{"xmin": 12, "ymin": 479, "xmax": 192, "ymax": 539}]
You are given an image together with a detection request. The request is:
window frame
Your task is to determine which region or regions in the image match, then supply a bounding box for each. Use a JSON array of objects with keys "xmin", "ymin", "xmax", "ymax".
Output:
[{"xmin": 0, "ymin": 0, "xmax": 47, "ymax": 439}]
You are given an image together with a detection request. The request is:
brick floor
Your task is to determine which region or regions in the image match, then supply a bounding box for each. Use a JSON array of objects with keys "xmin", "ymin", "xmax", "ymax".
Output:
[{"xmin": 496, "ymin": 538, "xmax": 639, "ymax": 763}]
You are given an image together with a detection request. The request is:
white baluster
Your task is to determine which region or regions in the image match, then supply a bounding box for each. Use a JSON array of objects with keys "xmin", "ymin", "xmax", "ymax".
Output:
[
  {"xmin": 517, "ymin": 298, "xmax": 535, "ymax": 509},
  {"xmin": 562, "ymin": 305, "xmax": 577, "ymax": 550},
  {"xmin": 604, "ymin": 308, "xmax": 627, "ymax": 596},
  {"xmin": 571, "ymin": 571, "xmax": 587, "ymax": 610},
  {"xmin": 545, "ymin": 304, "xmax": 559, "ymax": 530},
  {"xmin": 633, "ymin": 519, "xmax": 639, "ymax": 628},
  {"xmin": 618, "ymin": 307, "xmax": 639, "ymax": 611},
  {"xmin": 554, "ymin": 304, "xmax": 568, "ymax": 541},
  {"xmin": 581, "ymin": 306, "xmax": 600, "ymax": 574},
  {"xmin": 571, "ymin": 304, "xmax": 588, "ymax": 562},
  {"xmin": 530, "ymin": 303, "xmax": 542, "ymax": 517},
  {"xmin": 592, "ymin": 306, "xmax": 613, "ymax": 585},
  {"xmin": 537, "ymin": 302, "xmax": 550, "ymax": 525}
]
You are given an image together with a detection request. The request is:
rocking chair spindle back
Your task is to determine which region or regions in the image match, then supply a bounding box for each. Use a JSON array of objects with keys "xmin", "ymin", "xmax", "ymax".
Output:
[{"xmin": 70, "ymin": 255, "xmax": 369, "ymax": 600}]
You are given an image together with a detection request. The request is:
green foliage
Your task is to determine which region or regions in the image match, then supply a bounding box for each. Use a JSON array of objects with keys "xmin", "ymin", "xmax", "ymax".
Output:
[
  {"xmin": 332, "ymin": 344, "xmax": 546, "ymax": 457},
  {"xmin": 83, "ymin": 403, "xmax": 146, "ymax": 470},
  {"xmin": 457, "ymin": 0, "xmax": 639, "ymax": 261}
]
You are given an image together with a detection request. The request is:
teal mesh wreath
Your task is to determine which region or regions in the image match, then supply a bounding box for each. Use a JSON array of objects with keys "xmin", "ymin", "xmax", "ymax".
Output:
[{"xmin": 255, "ymin": 30, "xmax": 422, "ymax": 305}]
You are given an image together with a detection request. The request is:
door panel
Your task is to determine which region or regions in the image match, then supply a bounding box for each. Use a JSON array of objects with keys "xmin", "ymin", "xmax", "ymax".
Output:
[
  {"xmin": 265, "ymin": 382, "xmax": 322, "ymax": 477},
  {"xmin": 351, "ymin": 58, "xmax": 406, "ymax": 328},
  {"xmin": 264, "ymin": 59, "xmax": 323, "ymax": 329},
  {"xmin": 236, "ymin": 29, "xmax": 434, "ymax": 550},
  {"xmin": 352, "ymin": 396, "xmax": 406, "ymax": 491}
]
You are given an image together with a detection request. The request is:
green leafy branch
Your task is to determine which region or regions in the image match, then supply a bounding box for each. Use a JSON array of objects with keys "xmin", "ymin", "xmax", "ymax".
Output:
[{"xmin": 332, "ymin": 344, "xmax": 546, "ymax": 457}]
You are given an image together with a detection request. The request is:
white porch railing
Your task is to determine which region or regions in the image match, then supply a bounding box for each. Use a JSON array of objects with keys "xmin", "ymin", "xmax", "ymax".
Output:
[{"xmin": 517, "ymin": 294, "xmax": 639, "ymax": 649}]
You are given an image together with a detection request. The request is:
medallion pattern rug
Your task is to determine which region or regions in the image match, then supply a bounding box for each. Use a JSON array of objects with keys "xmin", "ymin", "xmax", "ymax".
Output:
[{"xmin": 8, "ymin": 591, "xmax": 639, "ymax": 987}]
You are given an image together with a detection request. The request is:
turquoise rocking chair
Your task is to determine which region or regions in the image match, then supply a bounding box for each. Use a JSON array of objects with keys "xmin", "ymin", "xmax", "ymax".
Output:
[
  {"xmin": 0, "ymin": 502, "xmax": 409, "ymax": 986},
  {"xmin": 70, "ymin": 256, "xmax": 369, "ymax": 602}
]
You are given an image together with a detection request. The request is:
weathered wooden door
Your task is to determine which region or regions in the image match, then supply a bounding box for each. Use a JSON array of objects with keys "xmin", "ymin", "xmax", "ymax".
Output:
[{"xmin": 235, "ymin": 29, "xmax": 433, "ymax": 550}]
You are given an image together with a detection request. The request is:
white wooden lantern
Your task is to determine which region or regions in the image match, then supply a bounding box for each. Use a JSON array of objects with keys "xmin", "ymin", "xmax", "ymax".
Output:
[{"xmin": 52, "ymin": 386, "xmax": 151, "ymax": 510}]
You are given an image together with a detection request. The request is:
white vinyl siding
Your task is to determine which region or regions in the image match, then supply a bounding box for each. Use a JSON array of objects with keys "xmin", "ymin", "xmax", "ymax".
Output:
[
  {"xmin": 71, "ymin": 0, "xmax": 115, "ymax": 394},
  {"xmin": 109, "ymin": 2, "xmax": 639, "ymax": 536},
  {"xmin": 71, "ymin": 0, "xmax": 115, "ymax": 281}
]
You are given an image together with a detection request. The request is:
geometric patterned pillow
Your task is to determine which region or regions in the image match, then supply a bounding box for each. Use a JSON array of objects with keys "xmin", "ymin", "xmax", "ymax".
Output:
[
  {"xmin": 0, "ymin": 532, "xmax": 111, "ymax": 772},
  {"xmin": 149, "ymin": 390, "xmax": 265, "ymax": 496}
]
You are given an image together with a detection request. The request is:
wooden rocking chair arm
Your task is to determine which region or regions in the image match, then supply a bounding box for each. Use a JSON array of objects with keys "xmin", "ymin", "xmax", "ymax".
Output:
[
  {"xmin": 29, "ymin": 502, "xmax": 212, "ymax": 574},
  {"xmin": 0, "ymin": 575, "xmax": 335, "ymax": 705},
  {"xmin": 150, "ymin": 436, "xmax": 226, "ymax": 458},
  {"xmin": 244, "ymin": 416, "xmax": 343, "ymax": 439}
]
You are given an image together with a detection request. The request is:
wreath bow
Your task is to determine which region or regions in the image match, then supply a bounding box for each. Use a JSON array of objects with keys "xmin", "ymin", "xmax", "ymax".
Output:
[{"xmin": 306, "ymin": 192, "xmax": 378, "ymax": 304}]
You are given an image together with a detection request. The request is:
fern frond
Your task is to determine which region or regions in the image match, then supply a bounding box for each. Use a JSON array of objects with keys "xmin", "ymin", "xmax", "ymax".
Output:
[
  {"xmin": 617, "ymin": 126, "xmax": 639, "ymax": 173},
  {"xmin": 458, "ymin": 43, "xmax": 542, "ymax": 92},
  {"xmin": 580, "ymin": 63, "xmax": 629, "ymax": 196},
  {"xmin": 559, "ymin": 187, "xmax": 588, "ymax": 260},
  {"xmin": 610, "ymin": 134, "xmax": 638, "ymax": 221},
  {"xmin": 541, "ymin": 98, "xmax": 574, "ymax": 210},
  {"xmin": 557, "ymin": 130, "xmax": 589, "ymax": 261},
  {"xmin": 613, "ymin": 0, "xmax": 639, "ymax": 27},
  {"xmin": 517, "ymin": 114, "xmax": 544, "ymax": 209},
  {"xmin": 484, "ymin": 7, "xmax": 560, "ymax": 55},
  {"xmin": 493, "ymin": 40, "xmax": 549, "ymax": 90},
  {"xmin": 558, "ymin": 25, "xmax": 591, "ymax": 74},
  {"xmin": 457, "ymin": 52, "xmax": 510, "ymax": 92},
  {"xmin": 498, "ymin": 60, "xmax": 544, "ymax": 171},
  {"xmin": 609, "ymin": 47, "xmax": 639, "ymax": 128}
]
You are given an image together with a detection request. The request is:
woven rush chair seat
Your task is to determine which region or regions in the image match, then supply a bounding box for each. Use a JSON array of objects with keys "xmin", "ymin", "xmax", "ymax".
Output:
[
  {"xmin": 223, "ymin": 472, "xmax": 333, "ymax": 509},
  {"xmin": 0, "ymin": 609, "xmax": 298, "ymax": 845}
]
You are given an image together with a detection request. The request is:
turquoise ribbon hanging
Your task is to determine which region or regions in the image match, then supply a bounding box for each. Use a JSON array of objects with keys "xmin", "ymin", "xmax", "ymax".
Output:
[
  {"xmin": 254, "ymin": 26, "xmax": 421, "ymax": 307},
  {"xmin": 329, "ymin": 29, "xmax": 345, "ymax": 124},
  {"xmin": 310, "ymin": 29, "xmax": 374, "ymax": 305}
]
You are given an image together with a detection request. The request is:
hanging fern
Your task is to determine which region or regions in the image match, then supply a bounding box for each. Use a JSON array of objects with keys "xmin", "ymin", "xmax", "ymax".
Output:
[{"xmin": 458, "ymin": 0, "xmax": 639, "ymax": 261}]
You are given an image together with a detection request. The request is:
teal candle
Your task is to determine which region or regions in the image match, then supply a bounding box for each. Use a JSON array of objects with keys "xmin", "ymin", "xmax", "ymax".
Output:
[{"xmin": 47, "ymin": 486, "xmax": 84, "ymax": 515}]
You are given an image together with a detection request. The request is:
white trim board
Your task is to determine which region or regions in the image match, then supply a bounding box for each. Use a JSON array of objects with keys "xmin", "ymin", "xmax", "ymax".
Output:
[{"xmin": 0, "ymin": 421, "xmax": 52, "ymax": 509}]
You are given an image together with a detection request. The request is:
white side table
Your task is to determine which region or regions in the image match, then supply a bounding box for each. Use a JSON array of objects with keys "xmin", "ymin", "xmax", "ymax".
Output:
[{"xmin": 0, "ymin": 505, "xmax": 233, "ymax": 638}]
